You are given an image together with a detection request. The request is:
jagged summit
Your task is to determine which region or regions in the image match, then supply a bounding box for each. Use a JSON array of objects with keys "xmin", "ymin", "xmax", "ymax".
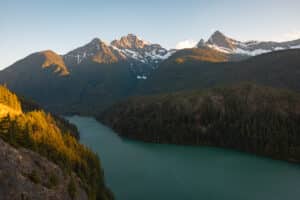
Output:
[
  {"xmin": 62, "ymin": 34, "xmax": 173, "ymax": 67},
  {"xmin": 111, "ymin": 34, "xmax": 150, "ymax": 50},
  {"xmin": 209, "ymin": 30, "xmax": 226, "ymax": 40},
  {"xmin": 111, "ymin": 34, "xmax": 173, "ymax": 66}
]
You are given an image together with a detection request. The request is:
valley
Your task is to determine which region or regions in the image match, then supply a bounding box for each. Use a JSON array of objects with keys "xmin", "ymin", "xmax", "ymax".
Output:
[{"xmin": 1, "ymin": 29, "xmax": 300, "ymax": 200}]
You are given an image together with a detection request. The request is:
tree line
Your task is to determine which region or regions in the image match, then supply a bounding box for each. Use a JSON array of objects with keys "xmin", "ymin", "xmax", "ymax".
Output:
[{"xmin": 100, "ymin": 83, "xmax": 300, "ymax": 162}]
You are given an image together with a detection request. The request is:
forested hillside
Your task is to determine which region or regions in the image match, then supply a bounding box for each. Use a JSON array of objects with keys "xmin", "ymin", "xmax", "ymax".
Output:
[
  {"xmin": 0, "ymin": 85, "xmax": 113, "ymax": 200},
  {"xmin": 100, "ymin": 83, "xmax": 300, "ymax": 162},
  {"xmin": 136, "ymin": 49, "xmax": 300, "ymax": 95}
]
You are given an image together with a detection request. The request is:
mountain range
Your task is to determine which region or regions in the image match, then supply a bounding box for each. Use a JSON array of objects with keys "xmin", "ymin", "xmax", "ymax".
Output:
[
  {"xmin": 0, "ymin": 31, "xmax": 300, "ymax": 115},
  {"xmin": 199, "ymin": 31, "xmax": 300, "ymax": 55}
]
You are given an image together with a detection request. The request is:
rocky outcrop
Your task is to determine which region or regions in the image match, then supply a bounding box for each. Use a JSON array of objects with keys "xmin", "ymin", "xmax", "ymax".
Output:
[
  {"xmin": 40, "ymin": 50, "xmax": 69, "ymax": 76},
  {"xmin": 63, "ymin": 38, "xmax": 127, "ymax": 66},
  {"xmin": 0, "ymin": 138, "xmax": 88, "ymax": 200}
]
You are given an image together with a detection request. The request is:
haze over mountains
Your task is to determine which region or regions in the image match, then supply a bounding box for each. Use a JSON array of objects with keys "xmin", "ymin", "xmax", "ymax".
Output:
[{"xmin": 0, "ymin": 31, "xmax": 300, "ymax": 115}]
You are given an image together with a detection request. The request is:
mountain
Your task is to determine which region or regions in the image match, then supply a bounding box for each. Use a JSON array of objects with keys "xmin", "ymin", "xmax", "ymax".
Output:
[
  {"xmin": 0, "ymin": 34, "xmax": 177, "ymax": 114},
  {"xmin": 0, "ymin": 50, "xmax": 72, "ymax": 111},
  {"xmin": 198, "ymin": 30, "xmax": 300, "ymax": 56},
  {"xmin": 161, "ymin": 47, "xmax": 230, "ymax": 65},
  {"xmin": 100, "ymin": 83, "xmax": 300, "ymax": 162},
  {"xmin": 63, "ymin": 34, "xmax": 174, "ymax": 75},
  {"xmin": 136, "ymin": 49, "xmax": 300, "ymax": 95},
  {"xmin": 1, "ymin": 50, "xmax": 69, "ymax": 77},
  {"xmin": 0, "ymin": 85, "xmax": 113, "ymax": 200},
  {"xmin": 63, "ymin": 38, "xmax": 127, "ymax": 66},
  {"xmin": 1, "ymin": 33, "xmax": 300, "ymax": 115},
  {"xmin": 111, "ymin": 34, "xmax": 174, "ymax": 68}
]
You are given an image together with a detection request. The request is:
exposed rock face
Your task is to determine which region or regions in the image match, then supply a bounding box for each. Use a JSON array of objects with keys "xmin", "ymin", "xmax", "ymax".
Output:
[
  {"xmin": 111, "ymin": 34, "xmax": 148, "ymax": 49},
  {"xmin": 63, "ymin": 38, "xmax": 127, "ymax": 66},
  {"xmin": 0, "ymin": 138, "xmax": 88, "ymax": 200}
]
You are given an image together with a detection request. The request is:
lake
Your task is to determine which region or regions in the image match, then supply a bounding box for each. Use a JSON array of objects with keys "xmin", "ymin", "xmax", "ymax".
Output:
[{"xmin": 67, "ymin": 116, "xmax": 300, "ymax": 200}]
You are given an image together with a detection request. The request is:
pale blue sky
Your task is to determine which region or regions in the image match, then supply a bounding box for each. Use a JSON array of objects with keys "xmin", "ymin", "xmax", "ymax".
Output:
[{"xmin": 1, "ymin": 0, "xmax": 300, "ymax": 69}]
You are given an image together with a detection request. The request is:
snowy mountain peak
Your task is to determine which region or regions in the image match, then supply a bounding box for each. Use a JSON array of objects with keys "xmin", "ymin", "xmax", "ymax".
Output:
[
  {"xmin": 111, "ymin": 34, "xmax": 174, "ymax": 66},
  {"xmin": 199, "ymin": 30, "xmax": 300, "ymax": 56},
  {"xmin": 207, "ymin": 31, "xmax": 236, "ymax": 51}
]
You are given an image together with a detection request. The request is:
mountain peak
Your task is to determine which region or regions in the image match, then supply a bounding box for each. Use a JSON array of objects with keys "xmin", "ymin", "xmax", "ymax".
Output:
[
  {"xmin": 87, "ymin": 37, "xmax": 109, "ymax": 49},
  {"xmin": 207, "ymin": 30, "xmax": 236, "ymax": 50},
  {"xmin": 211, "ymin": 30, "xmax": 226, "ymax": 37},
  {"xmin": 63, "ymin": 37, "xmax": 127, "ymax": 65},
  {"xmin": 197, "ymin": 39, "xmax": 206, "ymax": 48},
  {"xmin": 111, "ymin": 34, "xmax": 149, "ymax": 50},
  {"xmin": 90, "ymin": 37, "xmax": 101, "ymax": 42},
  {"xmin": 208, "ymin": 30, "xmax": 229, "ymax": 43}
]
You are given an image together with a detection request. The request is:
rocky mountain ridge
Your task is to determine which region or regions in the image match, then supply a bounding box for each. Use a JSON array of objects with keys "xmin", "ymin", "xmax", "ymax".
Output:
[{"xmin": 198, "ymin": 30, "xmax": 300, "ymax": 56}]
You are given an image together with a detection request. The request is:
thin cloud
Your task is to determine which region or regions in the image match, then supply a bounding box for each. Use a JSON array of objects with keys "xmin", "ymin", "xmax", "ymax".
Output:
[
  {"xmin": 284, "ymin": 31, "xmax": 300, "ymax": 40},
  {"xmin": 176, "ymin": 40, "xmax": 197, "ymax": 49},
  {"xmin": 272, "ymin": 30, "xmax": 300, "ymax": 42}
]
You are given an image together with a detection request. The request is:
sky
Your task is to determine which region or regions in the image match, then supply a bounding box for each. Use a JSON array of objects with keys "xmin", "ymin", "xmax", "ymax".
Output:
[{"xmin": 1, "ymin": 0, "xmax": 300, "ymax": 69}]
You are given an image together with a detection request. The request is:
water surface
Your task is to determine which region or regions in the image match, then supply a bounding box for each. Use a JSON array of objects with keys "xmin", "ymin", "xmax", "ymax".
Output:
[{"xmin": 68, "ymin": 116, "xmax": 300, "ymax": 200}]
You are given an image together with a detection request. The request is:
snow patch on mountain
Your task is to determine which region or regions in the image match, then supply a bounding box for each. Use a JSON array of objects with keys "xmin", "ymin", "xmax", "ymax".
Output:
[
  {"xmin": 291, "ymin": 44, "xmax": 300, "ymax": 49},
  {"xmin": 198, "ymin": 31, "xmax": 300, "ymax": 56},
  {"xmin": 111, "ymin": 34, "xmax": 175, "ymax": 65}
]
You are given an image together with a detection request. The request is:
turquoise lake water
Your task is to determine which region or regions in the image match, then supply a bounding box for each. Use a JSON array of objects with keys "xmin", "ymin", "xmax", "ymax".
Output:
[{"xmin": 68, "ymin": 116, "xmax": 300, "ymax": 200}]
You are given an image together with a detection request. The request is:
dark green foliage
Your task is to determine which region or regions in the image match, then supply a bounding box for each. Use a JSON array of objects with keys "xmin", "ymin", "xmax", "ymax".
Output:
[
  {"xmin": 19, "ymin": 96, "xmax": 42, "ymax": 112},
  {"xmin": 101, "ymin": 83, "xmax": 300, "ymax": 162},
  {"xmin": 28, "ymin": 170, "xmax": 40, "ymax": 184},
  {"xmin": 68, "ymin": 176, "xmax": 77, "ymax": 200},
  {"xmin": 47, "ymin": 173, "xmax": 59, "ymax": 189}
]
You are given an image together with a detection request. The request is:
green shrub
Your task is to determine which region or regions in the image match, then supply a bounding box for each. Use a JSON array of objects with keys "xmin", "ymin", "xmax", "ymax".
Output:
[{"xmin": 47, "ymin": 173, "xmax": 59, "ymax": 189}]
